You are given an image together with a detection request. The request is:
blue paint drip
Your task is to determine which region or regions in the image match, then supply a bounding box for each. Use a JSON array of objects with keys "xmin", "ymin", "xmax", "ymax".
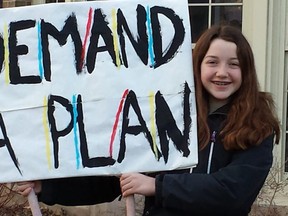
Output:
[
  {"xmin": 72, "ymin": 95, "xmax": 80, "ymax": 169},
  {"xmin": 37, "ymin": 21, "xmax": 44, "ymax": 80},
  {"xmin": 146, "ymin": 6, "xmax": 155, "ymax": 68}
]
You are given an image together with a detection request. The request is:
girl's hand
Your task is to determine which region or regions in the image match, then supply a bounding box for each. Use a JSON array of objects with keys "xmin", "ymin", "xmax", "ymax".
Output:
[
  {"xmin": 120, "ymin": 173, "xmax": 155, "ymax": 197},
  {"xmin": 16, "ymin": 181, "xmax": 42, "ymax": 196}
]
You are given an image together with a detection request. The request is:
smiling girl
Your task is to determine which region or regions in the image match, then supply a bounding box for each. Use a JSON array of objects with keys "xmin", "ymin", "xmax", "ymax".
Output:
[
  {"xmin": 120, "ymin": 25, "xmax": 280, "ymax": 216},
  {"xmin": 18, "ymin": 25, "xmax": 280, "ymax": 216}
]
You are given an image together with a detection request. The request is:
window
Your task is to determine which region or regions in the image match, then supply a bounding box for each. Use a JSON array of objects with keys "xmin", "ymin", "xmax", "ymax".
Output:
[
  {"xmin": 46, "ymin": 0, "xmax": 65, "ymax": 3},
  {"xmin": 284, "ymin": 1, "xmax": 288, "ymax": 173},
  {"xmin": 2, "ymin": 0, "xmax": 31, "ymax": 7},
  {"xmin": 188, "ymin": 0, "xmax": 242, "ymax": 43},
  {"xmin": 1, "ymin": 0, "xmax": 66, "ymax": 7},
  {"xmin": 284, "ymin": 50, "xmax": 288, "ymax": 172}
]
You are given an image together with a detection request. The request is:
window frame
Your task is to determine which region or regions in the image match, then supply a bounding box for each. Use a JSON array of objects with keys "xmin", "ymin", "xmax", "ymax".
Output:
[
  {"xmin": 188, "ymin": 0, "xmax": 243, "ymax": 28},
  {"xmin": 188, "ymin": 0, "xmax": 243, "ymax": 45},
  {"xmin": 265, "ymin": 0, "xmax": 287, "ymax": 177}
]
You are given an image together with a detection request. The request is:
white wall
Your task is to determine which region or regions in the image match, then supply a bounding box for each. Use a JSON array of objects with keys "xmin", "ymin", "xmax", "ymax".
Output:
[{"xmin": 242, "ymin": 0, "xmax": 268, "ymax": 91}]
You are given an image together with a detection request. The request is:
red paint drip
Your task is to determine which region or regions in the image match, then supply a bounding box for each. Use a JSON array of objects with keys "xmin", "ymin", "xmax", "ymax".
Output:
[
  {"xmin": 80, "ymin": 8, "xmax": 93, "ymax": 69},
  {"xmin": 109, "ymin": 89, "xmax": 129, "ymax": 157}
]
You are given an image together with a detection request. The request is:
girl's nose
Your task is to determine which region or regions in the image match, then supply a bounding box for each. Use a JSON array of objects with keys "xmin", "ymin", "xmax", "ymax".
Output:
[{"xmin": 215, "ymin": 64, "xmax": 228, "ymax": 77}]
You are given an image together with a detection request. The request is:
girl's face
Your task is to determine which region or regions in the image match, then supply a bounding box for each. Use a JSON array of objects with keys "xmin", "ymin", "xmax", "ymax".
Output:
[{"xmin": 201, "ymin": 38, "xmax": 242, "ymax": 103}]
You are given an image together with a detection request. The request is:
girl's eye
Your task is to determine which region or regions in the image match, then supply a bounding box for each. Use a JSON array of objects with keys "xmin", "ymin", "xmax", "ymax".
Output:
[
  {"xmin": 229, "ymin": 62, "xmax": 240, "ymax": 67},
  {"xmin": 207, "ymin": 60, "xmax": 217, "ymax": 65}
]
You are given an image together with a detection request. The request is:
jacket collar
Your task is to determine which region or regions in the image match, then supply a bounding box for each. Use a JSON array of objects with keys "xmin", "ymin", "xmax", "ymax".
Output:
[{"xmin": 209, "ymin": 103, "xmax": 230, "ymax": 116}]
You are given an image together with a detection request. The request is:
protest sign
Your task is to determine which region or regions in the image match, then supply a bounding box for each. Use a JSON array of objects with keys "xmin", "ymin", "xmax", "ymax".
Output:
[{"xmin": 0, "ymin": 0, "xmax": 197, "ymax": 182}]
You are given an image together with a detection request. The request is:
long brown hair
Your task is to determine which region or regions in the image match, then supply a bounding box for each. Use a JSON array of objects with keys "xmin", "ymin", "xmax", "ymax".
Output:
[{"xmin": 193, "ymin": 25, "xmax": 280, "ymax": 150}]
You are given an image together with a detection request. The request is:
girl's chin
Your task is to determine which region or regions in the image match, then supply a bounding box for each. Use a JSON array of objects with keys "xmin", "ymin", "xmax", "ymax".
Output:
[{"xmin": 211, "ymin": 95, "xmax": 230, "ymax": 101}]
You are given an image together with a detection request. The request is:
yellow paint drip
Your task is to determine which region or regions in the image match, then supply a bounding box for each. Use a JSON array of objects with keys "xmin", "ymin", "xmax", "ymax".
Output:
[
  {"xmin": 4, "ymin": 24, "xmax": 10, "ymax": 84},
  {"xmin": 111, "ymin": 9, "xmax": 121, "ymax": 68},
  {"xmin": 43, "ymin": 97, "xmax": 52, "ymax": 169},
  {"xmin": 149, "ymin": 92, "xmax": 158, "ymax": 158}
]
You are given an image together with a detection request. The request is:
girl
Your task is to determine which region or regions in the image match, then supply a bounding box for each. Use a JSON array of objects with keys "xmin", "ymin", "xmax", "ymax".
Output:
[
  {"xmin": 120, "ymin": 25, "xmax": 280, "ymax": 216},
  {"xmin": 18, "ymin": 25, "xmax": 280, "ymax": 216}
]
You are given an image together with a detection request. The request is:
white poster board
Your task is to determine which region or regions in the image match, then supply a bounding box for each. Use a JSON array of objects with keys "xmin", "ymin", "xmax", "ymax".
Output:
[{"xmin": 0, "ymin": 0, "xmax": 197, "ymax": 183}]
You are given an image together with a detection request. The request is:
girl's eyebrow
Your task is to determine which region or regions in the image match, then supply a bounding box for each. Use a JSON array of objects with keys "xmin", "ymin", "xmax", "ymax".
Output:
[
  {"xmin": 203, "ymin": 55, "xmax": 218, "ymax": 59},
  {"xmin": 204, "ymin": 55, "xmax": 239, "ymax": 60}
]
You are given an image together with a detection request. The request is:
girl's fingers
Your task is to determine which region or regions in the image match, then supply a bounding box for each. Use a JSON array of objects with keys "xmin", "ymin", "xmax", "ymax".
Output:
[
  {"xmin": 22, "ymin": 187, "xmax": 33, "ymax": 196},
  {"xmin": 16, "ymin": 182, "xmax": 35, "ymax": 196},
  {"xmin": 18, "ymin": 185, "xmax": 33, "ymax": 196},
  {"xmin": 120, "ymin": 174, "xmax": 135, "ymax": 196}
]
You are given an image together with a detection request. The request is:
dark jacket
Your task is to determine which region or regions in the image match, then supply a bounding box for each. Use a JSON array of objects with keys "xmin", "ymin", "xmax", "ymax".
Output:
[
  {"xmin": 39, "ymin": 104, "xmax": 274, "ymax": 216},
  {"xmin": 143, "ymin": 104, "xmax": 274, "ymax": 216}
]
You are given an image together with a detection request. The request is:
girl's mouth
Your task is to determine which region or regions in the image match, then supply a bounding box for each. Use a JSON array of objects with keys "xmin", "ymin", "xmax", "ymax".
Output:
[{"xmin": 212, "ymin": 81, "xmax": 230, "ymax": 86}]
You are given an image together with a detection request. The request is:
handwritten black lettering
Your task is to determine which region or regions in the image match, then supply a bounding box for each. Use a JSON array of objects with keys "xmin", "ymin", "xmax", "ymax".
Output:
[
  {"xmin": 9, "ymin": 20, "xmax": 41, "ymax": 84},
  {"xmin": 0, "ymin": 114, "xmax": 22, "ymax": 175},
  {"xmin": 155, "ymin": 82, "xmax": 191, "ymax": 163},
  {"xmin": 41, "ymin": 13, "xmax": 83, "ymax": 81}
]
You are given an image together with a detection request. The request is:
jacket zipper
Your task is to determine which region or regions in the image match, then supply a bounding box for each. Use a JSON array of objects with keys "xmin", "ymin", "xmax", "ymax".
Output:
[{"xmin": 207, "ymin": 131, "xmax": 216, "ymax": 174}]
